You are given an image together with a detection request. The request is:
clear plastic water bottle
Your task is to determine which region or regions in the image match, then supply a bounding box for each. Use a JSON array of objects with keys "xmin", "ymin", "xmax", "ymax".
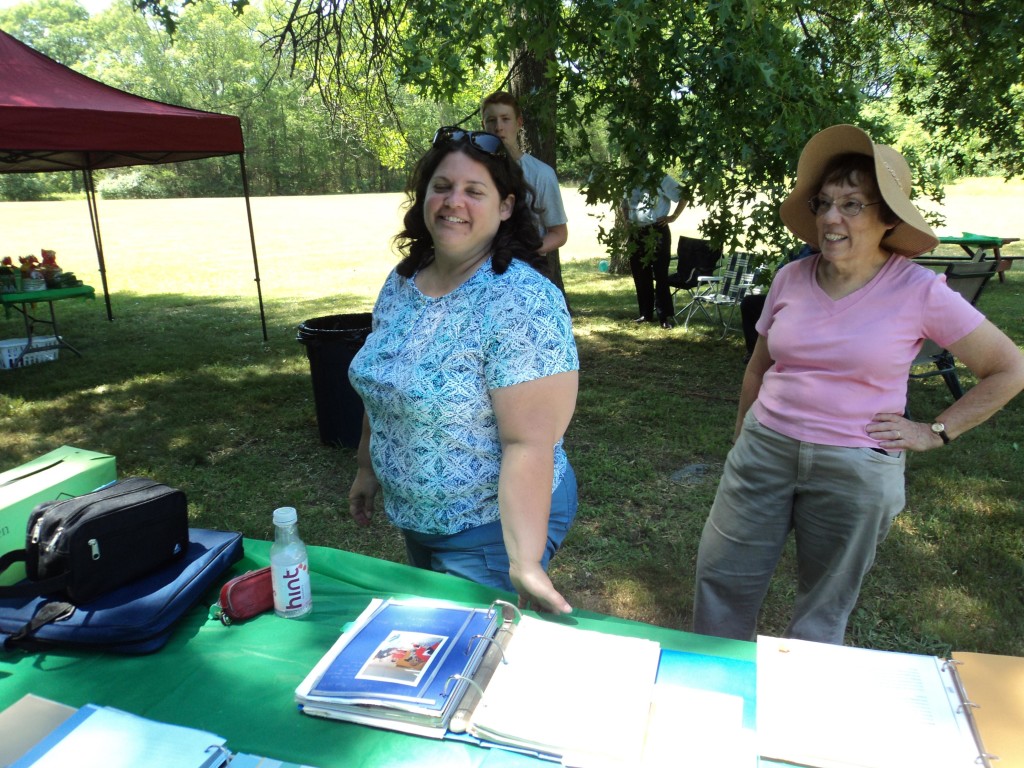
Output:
[{"xmin": 270, "ymin": 506, "xmax": 312, "ymax": 618}]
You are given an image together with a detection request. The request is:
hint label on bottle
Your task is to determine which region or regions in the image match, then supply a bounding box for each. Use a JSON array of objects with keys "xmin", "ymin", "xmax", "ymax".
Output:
[{"xmin": 271, "ymin": 561, "xmax": 312, "ymax": 616}]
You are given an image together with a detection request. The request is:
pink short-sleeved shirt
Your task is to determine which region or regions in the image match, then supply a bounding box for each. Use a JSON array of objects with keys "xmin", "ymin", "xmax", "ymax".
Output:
[{"xmin": 753, "ymin": 253, "xmax": 984, "ymax": 447}]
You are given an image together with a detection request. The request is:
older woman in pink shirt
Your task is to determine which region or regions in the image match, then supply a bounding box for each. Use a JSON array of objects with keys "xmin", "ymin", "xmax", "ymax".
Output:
[{"xmin": 692, "ymin": 125, "xmax": 1024, "ymax": 644}]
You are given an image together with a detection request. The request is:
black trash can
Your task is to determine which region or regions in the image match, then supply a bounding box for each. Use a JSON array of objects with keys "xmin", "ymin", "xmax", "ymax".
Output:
[{"xmin": 296, "ymin": 313, "xmax": 372, "ymax": 448}]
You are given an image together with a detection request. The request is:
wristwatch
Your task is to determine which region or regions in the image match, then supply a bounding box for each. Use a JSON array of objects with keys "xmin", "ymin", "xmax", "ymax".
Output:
[{"xmin": 930, "ymin": 422, "xmax": 950, "ymax": 445}]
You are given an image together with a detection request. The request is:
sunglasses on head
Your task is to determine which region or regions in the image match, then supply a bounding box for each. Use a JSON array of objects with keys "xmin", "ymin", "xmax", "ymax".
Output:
[{"xmin": 432, "ymin": 126, "xmax": 506, "ymax": 157}]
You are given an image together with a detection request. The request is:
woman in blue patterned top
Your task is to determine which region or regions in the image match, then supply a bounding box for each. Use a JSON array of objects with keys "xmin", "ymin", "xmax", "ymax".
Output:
[{"xmin": 348, "ymin": 127, "xmax": 580, "ymax": 614}]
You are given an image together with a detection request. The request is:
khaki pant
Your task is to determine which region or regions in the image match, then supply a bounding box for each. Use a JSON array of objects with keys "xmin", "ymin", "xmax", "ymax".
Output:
[{"xmin": 693, "ymin": 411, "xmax": 906, "ymax": 644}]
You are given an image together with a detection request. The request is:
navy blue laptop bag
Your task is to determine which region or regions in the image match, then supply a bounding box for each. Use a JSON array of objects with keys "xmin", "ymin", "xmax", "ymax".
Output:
[{"xmin": 0, "ymin": 528, "xmax": 242, "ymax": 654}]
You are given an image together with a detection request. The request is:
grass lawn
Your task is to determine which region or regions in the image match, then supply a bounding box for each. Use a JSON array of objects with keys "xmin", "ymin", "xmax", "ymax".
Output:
[{"xmin": 2, "ymin": 179, "xmax": 1023, "ymax": 656}]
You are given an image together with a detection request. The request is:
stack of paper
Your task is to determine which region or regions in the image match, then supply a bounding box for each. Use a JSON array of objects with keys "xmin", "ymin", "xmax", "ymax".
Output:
[
  {"xmin": 756, "ymin": 636, "xmax": 988, "ymax": 768},
  {"xmin": 467, "ymin": 614, "xmax": 661, "ymax": 767}
]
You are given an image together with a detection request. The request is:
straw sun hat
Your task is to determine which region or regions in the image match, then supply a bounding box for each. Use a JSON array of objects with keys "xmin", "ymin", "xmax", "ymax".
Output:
[{"xmin": 779, "ymin": 124, "xmax": 938, "ymax": 258}]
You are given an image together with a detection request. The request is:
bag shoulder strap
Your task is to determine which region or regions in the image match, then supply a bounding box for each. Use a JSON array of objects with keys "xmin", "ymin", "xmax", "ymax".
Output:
[
  {"xmin": 0, "ymin": 550, "xmax": 68, "ymax": 598},
  {"xmin": 2, "ymin": 601, "xmax": 76, "ymax": 652}
]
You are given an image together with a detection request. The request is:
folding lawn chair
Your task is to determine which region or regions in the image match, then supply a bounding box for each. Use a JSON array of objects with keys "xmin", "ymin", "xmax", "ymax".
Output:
[
  {"xmin": 682, "ymin": 251, "xmax": 756, "ymax": 338},
  {"xmin": 666, "ymin": 236, "xmax": 722, "ymax": 320}
]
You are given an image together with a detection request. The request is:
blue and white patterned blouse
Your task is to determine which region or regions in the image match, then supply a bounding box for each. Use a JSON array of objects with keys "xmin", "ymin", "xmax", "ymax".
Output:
[{"xmin": 349, "ymin": 257, "xmax": 579, "ymax": 536}]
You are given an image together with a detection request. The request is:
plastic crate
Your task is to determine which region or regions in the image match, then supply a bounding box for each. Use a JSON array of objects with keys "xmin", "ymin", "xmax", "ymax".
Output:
[{"xmin": 0, "ymin": 336, "xmax": 59, "ymax": 369}]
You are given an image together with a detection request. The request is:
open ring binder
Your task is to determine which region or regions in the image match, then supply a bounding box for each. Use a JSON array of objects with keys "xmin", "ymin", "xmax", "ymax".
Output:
[
  {"xmin": 487, "ymin": 599, "xmax": 521, "ymax": 623},
  {"xmin": 757, "ymin": 636, "xmax": 1001, "ymax": 768},
  {"xmin": 294, "ymin": 597, "xmax": 663, "ymax": 765}
]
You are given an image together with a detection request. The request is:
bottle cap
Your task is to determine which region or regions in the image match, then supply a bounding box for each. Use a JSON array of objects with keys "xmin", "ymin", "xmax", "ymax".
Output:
[{"xmin": 272, "ymin": 506, "xmax": 298, "ymax": 526}]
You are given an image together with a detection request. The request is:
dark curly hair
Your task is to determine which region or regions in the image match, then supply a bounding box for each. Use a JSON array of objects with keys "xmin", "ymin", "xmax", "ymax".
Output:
[{"xmin": 393, "ymin": 135, "xmax": 547, "ymax": 278}]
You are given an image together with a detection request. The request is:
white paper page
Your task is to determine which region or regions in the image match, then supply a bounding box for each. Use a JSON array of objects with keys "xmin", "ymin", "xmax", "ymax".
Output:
[
  {"xmin": 642, "ymin": 685, "xmax": 756, "ymax": 768},
  {"xmin": 19, "ymin": 706, "xmax": 226, "ymax": 768},
  {"xmin": 471, "ymin": 615, "xmax": 661, "ymax": 767},
  {"xmin": 757, "ymin": 636, "xmax": 981, "ymax": 768}
]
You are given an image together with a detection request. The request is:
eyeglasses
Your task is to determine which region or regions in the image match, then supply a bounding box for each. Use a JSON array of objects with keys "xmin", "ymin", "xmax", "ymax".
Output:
[
  {"xmin": 808, "ymin": 195, "xmax": 882, "ymax": 217},
  {"xmin": 432, "ymin": 126, "xmax": 506, "ymax": 157}
]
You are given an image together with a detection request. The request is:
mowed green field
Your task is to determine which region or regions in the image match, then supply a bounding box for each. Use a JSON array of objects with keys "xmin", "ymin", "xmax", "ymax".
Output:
[
  {"xmin": 1, "ymin": 189, "xmax": 614, "ymax": 309},
  {"xmin": 2, "ymin": 178, "xmax": 1021, "ymax": 306}
]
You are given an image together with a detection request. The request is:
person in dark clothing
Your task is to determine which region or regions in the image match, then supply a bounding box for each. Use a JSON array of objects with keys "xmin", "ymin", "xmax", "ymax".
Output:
[{"xmin": 620, "ymin": 175, "xmax": 689, "ymax": 328}]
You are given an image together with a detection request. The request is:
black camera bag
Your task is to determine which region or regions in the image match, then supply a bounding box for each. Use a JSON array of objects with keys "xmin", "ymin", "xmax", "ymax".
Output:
[{"xmin": 0, "ymin": 477, "xmax": 189, "ymax": 604}]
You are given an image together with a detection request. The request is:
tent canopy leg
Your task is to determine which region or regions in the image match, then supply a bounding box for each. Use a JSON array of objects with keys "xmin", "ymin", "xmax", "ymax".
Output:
[{"xmin": 84, "ymin": 167, "xmax": 113, "ymax": 322}]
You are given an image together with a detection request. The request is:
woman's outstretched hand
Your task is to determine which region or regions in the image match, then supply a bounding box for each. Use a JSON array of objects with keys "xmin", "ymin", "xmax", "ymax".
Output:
[{"xmin": 510, "ymin": 562, "xmax": 572, "ymax": 615}]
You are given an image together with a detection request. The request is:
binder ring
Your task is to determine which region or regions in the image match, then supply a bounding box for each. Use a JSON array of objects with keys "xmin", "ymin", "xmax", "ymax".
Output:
[
  {"xmin": 488, "ymin": 599, "xmax": 521, "ymax": 623},
  {"xmin": 443, "ymin": 673, "xmax": 485, "ymax": 699},
  {"xmin": 201, "ymin": 744, "xmax": 232, "ymax": 768},
  {"xmin": 468, "ymin": 633, "xmax": 509, "ymax": 664}
]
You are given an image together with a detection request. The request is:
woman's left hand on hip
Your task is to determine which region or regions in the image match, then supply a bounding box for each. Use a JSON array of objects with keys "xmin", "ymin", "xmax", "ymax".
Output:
[{"xmin": 866, "ymin": 413, "xmax": 936, "ymax": 452}]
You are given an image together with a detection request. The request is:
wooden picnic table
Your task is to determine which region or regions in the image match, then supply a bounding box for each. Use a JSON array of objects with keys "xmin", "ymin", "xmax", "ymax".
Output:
[{"xmin": 916, "ymin": 234, "xmax": 1021, "ymax": 282}]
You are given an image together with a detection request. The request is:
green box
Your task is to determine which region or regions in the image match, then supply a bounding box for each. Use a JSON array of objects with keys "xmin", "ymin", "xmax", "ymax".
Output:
[{"xmin": 0, "ymin": 446, "xmax": 117, "ymax": 586}]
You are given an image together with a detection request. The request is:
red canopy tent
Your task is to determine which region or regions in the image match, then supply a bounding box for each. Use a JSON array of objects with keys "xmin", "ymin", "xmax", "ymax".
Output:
[{"xmin": 0, "ymin": 28, "xmax": 266, "ymax": 340}]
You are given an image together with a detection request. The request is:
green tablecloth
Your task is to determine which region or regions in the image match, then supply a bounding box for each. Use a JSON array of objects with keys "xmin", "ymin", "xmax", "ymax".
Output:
[
  {"xmin": 0, "ymin": 540, "xmax": 752, "ymax": 767},
  {"xmin": 938, "ymin": 233, "xmax": 1005, "ymax": 247},
  {"xmin": 0, "ymin": 284, "xmax": 95, "ymax": 307}
]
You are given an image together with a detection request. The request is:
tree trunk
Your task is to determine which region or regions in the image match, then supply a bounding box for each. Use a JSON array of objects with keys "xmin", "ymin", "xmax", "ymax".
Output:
[
  {"xmin": 510, "ymin": 47, "xmax": 557, "ymax": 169},
  {"xmin": 509, "ymin": 45, "xmax": 571, "ymax": 311}
]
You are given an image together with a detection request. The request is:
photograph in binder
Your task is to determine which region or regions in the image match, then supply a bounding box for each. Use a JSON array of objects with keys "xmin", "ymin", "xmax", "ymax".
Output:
[
  {"xmin": 358, "ymin": 630, "xmax": 447, "ymax": 684},
  {"xmin": 296, "ymin": 598, "xmax": 499, "ymax": 738}
]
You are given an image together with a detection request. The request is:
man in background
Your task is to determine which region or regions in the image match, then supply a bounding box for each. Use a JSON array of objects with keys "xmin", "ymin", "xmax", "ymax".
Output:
[
  {"xmin": 620, "ymin": 174, "xmax": 688, "ymax": 328},
  {"xmin": 481, "ymin": 91, "xmax": 569, "ymax": 261}
]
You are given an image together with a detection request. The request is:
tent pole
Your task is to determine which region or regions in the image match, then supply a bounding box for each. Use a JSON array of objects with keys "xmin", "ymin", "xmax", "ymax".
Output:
[
  {"xmin": 239, "ymin": 154, "xmax": 268, "ymax": 341},
  {"xmin": 83, "ymin": 167, "xmax": 114, "ymax": 321}
]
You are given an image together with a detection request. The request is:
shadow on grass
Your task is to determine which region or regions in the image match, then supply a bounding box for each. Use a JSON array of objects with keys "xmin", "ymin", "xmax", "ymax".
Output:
[{"xmin": 0, "ymin": 289, "xmax": 409, "ymax": 564}]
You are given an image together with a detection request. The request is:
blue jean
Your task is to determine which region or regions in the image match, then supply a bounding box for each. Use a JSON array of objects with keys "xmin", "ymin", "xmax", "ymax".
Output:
[
  {"xmin": 401, "ymin": 464, "xmax": 578, "ymax": 592},
  {"xmin": 693, "ymin": 411, "xmax": 905, "ymax": 644}
]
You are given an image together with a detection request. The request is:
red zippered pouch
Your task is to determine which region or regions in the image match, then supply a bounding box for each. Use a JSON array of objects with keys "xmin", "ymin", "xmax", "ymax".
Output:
[{"xmin": 213, "ymin": 566, "xmax": 272, "ymax": 625}]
